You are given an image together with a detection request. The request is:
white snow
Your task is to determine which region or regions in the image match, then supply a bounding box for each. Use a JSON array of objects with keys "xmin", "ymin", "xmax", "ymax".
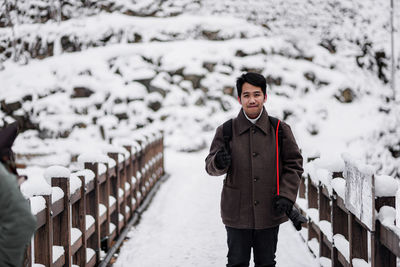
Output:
[
  {"xmin": 52, "ymin": 245, "xmax": 64, "ymax": 263},
  {"xmin": 69, "ymin": 174, "xmax": 83, "ymax": 194},
  {"xmin": 319, "ymin": 220, "xmax": 333, "ymax": 242},
  {"xmin": 110, "ymin": 223, "xmax": 116, "ymax": 234},
  {"xmin": 30, "ymin": 196, "xmax": 46, "ymax": 215},
  {"xmin": 307, "ymin": 153, "xmax": 345, "ymax": 176},
  {"xmin": 86, "ymin": 248, "xmax": 95, "ymax": 263},
  {"xmin": 73, "ymin": 169, "xmax": 95, "ymax": 184},
  {"xmin": 118, "ymin": 154, "xmax": 124, "ymax": 163},
  {"xmin": 85, "ymin": 215, "xmax": 95, "ymax": 231},
  {"xmin": 118, "ymin": 188, "xmax": 124, "ymax": 198},
  {"xmin": 342, "ymin": 153, "xmax": 375, "ymax": 177},
  {"xmin": 375, "ymin": 175, "xmax": 398, "ymax": 197},
  {"xmin": 308, "ymin": 238, "xmax": 319, "ymax": 257},
  {"xmin": 333, "ymin": 234, "xmax": 349, "ymax": 261},
  {"xmin": 352, "ymin": 258, "xmax": 370, "ymax": 267},
  {"xmin": 119, "ymin": 213, "xmax": 124, "ymax": 222},
  {"xmin": 332, "ymin": 178, "xmax": 346, "ymax": 200},
  {"xmin": 99, "ymin": 204, "xmax": 107, "ymax": 216},
  {"xmin": 377, "ymin": 206, "xmax": 396, "ymax": 227},
  {"xmin": 319, "ymin": 257, "xmax": 331, "ymax": 267},
  {"xmin": 98, "ymin": 163, "xmax": 107, "ymax": 175},
  {"xmin": 78, "ymin": 152, "xmax": 109, "ymax": 164},
  {"xmin": 109, "ymin": 196, "xmax": 116, "ymax": 207},
  {"xmin": 71, "ymin": 228, "xmax": 82, "ymax": 245},
  {"xmin": 125, "ymin": 182, "xmax": 131, "ymax": 192},
  {"xmin": 43, "ymin": 165, "xmax": 71, "ymax": 185},
  {"xmin": 51, "ymin": 187, "xmax": 64, "ymax": 203},
  {"xmin": 19, "ymin": 167, "xmax": 52, "ymax": 198},
  {"xmin": 307, "ymin": 208, "xmax": 319, "ymax": 224}
]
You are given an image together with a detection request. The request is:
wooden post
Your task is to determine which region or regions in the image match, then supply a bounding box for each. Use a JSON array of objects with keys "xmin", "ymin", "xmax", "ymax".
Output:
[
  {"xmin": 136, "ymin": 140, "xmax": 144, "ymax": 202},
  {"xmin": 34, "ymin": 194, "xmax": 52, "ymax": 266},
  {"xmin": 119, "ymin": 155, "xmax": 127, "ymax": 228},
  {"xmin": 307, "ymin": 177, "xmax": 319, "ymax": 244},
  {"xmin": 298, "ymin": 176, "xmax": 306, "ymax": 198},
  {"xmin": 123, "ymin": 145, "xmax": 133, "ymax": 221},
  {"xmin": 99, "ymin": 163, "xmax": 110, "ymax": 252},
  {"xmin": 349, "ymin": 214, "xmax": 368, "ymax": 263},
  {"xmin": 85, "ymin": 162, "xmax": 100, "ymax": 263},
  {"xmin": 372, "ymin": 196, "xmax": 396, "ymax": 267},
  {"xmin": 72, "ymin": 174, "xmax": 87, "ymax": 266},
  {"xmin": 307, "ymin": 176, "xmax": 318, "ymax": 209},
  {"xmin": 332, "ymin": 193, "xmax": 349, "ymax": 267},
  {"xmin": 108, "ymin": 153, "xmax": 121, "ymax": 236},
  {"xmin": 52, "ymin": 177, "xmax": 71, "ymax": 267},
  {"xmin": 318, "ymin": 185, "xmax": 331, "ymax": 259},
  {"xmin": 132, "ymin": 146, "xmax": 140, "ymax": 209}
]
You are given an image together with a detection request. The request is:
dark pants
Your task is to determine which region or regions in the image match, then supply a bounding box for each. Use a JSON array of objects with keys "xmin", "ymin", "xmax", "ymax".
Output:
[{"xmin": 225, "ymin": 226, "xmax": 279, "ymax": 267}]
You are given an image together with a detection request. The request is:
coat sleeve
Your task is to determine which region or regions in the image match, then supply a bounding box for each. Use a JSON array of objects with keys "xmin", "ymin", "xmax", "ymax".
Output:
[
  {"xmin": 278, "ymin": 122, "xmax": 303, "ymax": 203},
  {"xmin": 205, "ymin": 124, "xmax": 229, "ymax": 176},
  {"xmin": 0, "ymin": 163, "xmax": 37, "ymax": 267}
]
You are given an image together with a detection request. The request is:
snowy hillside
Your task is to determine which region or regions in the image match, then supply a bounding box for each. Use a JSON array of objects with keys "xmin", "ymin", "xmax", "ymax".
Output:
[{"xmin": 0, "ymin": 0, "xmax": 399, "ymax": 178}]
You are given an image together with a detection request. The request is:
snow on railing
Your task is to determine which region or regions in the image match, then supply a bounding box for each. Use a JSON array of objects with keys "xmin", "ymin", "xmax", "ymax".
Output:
[
  {"xmin": 19, "ymin": 130, "xmax": 165, "ymax": 267},
  {"xmin": 297, "ymin": 153, "xmax": 399, "ymax": 267}
]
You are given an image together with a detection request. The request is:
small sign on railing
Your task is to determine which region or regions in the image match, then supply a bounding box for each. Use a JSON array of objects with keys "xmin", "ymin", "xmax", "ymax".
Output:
[{"xmin": 343, "ymin": 153, "xmax": 375, "ymax": 231}]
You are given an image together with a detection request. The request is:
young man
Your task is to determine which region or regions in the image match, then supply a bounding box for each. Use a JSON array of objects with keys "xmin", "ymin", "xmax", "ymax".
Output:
[{"xmin": 205, "ymin": 72, "xmax": 303, "ymax": 267}]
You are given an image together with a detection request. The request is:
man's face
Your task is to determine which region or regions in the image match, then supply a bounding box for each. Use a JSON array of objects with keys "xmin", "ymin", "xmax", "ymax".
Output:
[{"xmin": 240, "ymin": 82, "xmax": 266, "ymax": 119}]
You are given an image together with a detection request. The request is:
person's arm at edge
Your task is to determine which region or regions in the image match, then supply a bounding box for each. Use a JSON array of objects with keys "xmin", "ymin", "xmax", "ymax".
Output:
[
  {"xmin": 0, "ymin": 163, "xmax": 37, "ymax": 266},
  {"xmin": 205, "ymin": 125, "xmax": 229, "ymax": 176}
]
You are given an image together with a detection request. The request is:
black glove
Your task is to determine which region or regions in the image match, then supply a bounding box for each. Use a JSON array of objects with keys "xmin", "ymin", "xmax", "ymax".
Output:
[
  {"xmin": 287, "ymin": 206, "xmax": 308, "ymax": 231},
  {"xmin": 215, "ymin": 148, "xmax": 231, "ymax": 170},
  {"xmin": 274, "ymin": 196, "xmax": 293, "ymax": 215}
]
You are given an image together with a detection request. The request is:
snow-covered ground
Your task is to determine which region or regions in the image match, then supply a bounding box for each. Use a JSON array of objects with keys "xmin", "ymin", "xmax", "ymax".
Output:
[{"xmin": 113, "ymin": 147, "xmax": 319, "ymax": 267}]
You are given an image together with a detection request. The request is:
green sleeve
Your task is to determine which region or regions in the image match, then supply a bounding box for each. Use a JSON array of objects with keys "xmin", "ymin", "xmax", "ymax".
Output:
[{"xmin": 0, "ymin": 163, "xmax": 37, "ymax": 267}]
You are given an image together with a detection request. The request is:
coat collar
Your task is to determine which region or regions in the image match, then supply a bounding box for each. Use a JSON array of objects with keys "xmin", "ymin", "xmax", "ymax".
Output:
[{"xmin": 237, "ymin": 107, "xmax": 271, "ymax": 135}]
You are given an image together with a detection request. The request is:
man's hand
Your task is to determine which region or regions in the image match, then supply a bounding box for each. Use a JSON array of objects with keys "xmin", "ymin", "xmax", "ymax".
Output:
[
  {"xmin": 215, "ymin": 148, "xmax": 231, "ymax": 170},
  {"xmin": 274, "ymin": 196, "xmax": 293, "ymax": 215}
]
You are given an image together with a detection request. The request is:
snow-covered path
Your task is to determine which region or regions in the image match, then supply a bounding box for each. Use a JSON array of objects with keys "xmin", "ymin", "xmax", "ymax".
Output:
[{"xmin": 114, "ymin": 149, "xmax": 319, "ymax": 267}]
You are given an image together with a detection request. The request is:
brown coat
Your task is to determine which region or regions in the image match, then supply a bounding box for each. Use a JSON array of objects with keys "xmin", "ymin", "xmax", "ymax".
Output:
[{"xmin": 205, "ymin": 108, "xmax": 303, "ymax": 229}]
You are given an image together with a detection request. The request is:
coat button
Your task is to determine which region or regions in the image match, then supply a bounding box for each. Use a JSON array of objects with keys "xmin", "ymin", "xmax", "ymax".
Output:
[
  {"xmin": 254, "ymin": 177, "xmax": 258, "ymax": 182},
  {"xmin": 254, "ymin": 200, "xmax": 259, "ymax": 206},
  {"xmin": 252, "ymin": 128, "xmax": 256, "ymax": 134},
  {"xmin": 252, "ymin": 152, "xmax": 258, "ymax": 157}
]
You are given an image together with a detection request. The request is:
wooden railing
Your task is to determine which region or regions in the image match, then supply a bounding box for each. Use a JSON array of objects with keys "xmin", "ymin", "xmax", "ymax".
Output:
[
  {"xmin": 296, "ymin": 157, "xmax": 399, "ymax": 267},
  {"xmin": 24, "ymin": 130, "xmax": 165, "ymax": 267}
]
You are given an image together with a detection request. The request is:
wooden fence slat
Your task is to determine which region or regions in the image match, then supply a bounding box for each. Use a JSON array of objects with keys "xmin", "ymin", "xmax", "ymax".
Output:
[
  {"xmin": 349, "ymin": 214, "xmax": 368, "ymax": 263},
  {"xmin": 52, "ymin": 177, "xmax": 71, "ymax": 267},
  {"xmin": 99, "ymin": 163, "xmax": 110, "ymax": 252},
  {"xmin": 108, "ymin": 153, "xmax": 121, "ymax": 237},
  {"xmin": 34, "ymin": 194, "xmax": 52, "ymax": 266},
  {"xmin": 85, "ymin": 162, "xmax": 101, "ymax": 264},
  {"xmin": 72, "ymin": 174, "xmax": 87, "ymax": 266},
  {"xmin": 372, "ymin": 196, "xmax": 397, "ymax": 267}
]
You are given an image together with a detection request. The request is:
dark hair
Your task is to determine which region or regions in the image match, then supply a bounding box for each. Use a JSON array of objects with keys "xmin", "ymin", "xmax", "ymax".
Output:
[{"xmin": 236, "ymin": 72, "xmax": 267, "ymax": 97}]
